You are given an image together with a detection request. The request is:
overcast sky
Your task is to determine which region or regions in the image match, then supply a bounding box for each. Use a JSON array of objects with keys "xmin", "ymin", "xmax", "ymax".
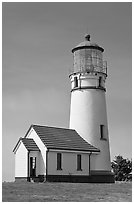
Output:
[{"xmin": 2, "ymin": 2, "xmax": 132, "ymax": 181}]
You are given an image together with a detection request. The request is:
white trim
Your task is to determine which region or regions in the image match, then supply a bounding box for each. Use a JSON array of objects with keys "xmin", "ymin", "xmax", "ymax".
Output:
[
  {"xmin": 48, "ymin": 149, "xmax": 99, "ymax": 154},
  {"xmin": 14, "ymin": 140, "xmax": 28, "ymax": 154}
]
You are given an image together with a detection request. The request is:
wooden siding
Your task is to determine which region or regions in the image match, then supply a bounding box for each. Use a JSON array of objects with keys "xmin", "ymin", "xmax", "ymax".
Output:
[
  {"xmin": 47, "ymin": 150, "xmax": 89, "ymax": 176},
  {"xmin": 15, "ymin": 142, "xmax": 28, "ymax": 177}
]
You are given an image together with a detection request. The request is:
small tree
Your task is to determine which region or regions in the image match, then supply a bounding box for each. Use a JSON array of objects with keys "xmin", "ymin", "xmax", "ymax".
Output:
[{"xmin": 111, "ymin": 155, "xmax": 132, "ymax": 181}]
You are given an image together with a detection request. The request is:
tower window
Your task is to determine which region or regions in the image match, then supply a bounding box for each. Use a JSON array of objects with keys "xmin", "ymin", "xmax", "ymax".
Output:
[
  {"xmin": 77, "ymin": 154, "xmax": 82, "ymax": 171},
  {"xmin": 99, "ymin": 77, "xmax": 102, "ymax": 87},
  {"xmin": 74, "ymin": 77, "xmax": 78, "ymax": 88},
  {"xmin": 57, "ymin": 153, "xmax": 62, "ymax": 170},
  {"xmin": 100, "ymin": 125, "xmax": 107, "ymax": 140}
]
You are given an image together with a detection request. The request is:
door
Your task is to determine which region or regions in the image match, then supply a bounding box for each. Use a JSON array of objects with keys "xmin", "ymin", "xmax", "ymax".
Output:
[{"xmin": 30, "ymin": 157, "xmax": 36, "ymax": 178}]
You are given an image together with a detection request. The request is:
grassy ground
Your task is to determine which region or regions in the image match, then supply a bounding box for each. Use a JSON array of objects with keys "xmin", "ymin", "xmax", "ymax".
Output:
[{"xmin": 2, "ymin": 181, "xmax": 132, "ymax": 202}]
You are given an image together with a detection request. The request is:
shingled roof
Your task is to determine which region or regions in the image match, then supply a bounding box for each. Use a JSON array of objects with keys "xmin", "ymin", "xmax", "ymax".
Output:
[
  {"xmin": 27, "ymin": 125, "xmax": 100, "ymax": 152},
  {"xmin": 13, "ymin": 137, "xmax": 40, "ymax": 152},
  {"xmin": 21, "ymin": 138, "xmax": 40, "ymax": 151}
]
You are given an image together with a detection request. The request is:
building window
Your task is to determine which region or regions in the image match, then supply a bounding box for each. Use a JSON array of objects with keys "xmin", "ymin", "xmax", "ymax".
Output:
[
  {"xmin": 74, "ymin": 77, "xmax": 78, "ymax": 88},
  {"xmin": 100, "ymin": 125, "xmax": 106, "ymax": 140},
  {"xmin": 77, "ymin": 154, "xmax": 82, "ymax": 171},
  {"xmin": 57, "ymin": 153, "xmax": 62, "ymax": 170}
]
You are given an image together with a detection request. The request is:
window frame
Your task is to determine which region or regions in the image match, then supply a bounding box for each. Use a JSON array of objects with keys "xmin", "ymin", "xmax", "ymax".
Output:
[
  {"xmin": 77, "ymin": 154, "xmax": 82, "ymax": 171},
  {"xmin": 57, "ymin": 152, "xmax": 62, "ymax": 170},
  {"xmin": 100, "ymin": 124, "xmax": 107, "ymax": 140},
  {"xmin": 99, "ymin": 76, "xmax": 102, "ymax": 87},
  {"xmin": 74, "ymin": 76, "xmax": 78, "ymax": 88}
]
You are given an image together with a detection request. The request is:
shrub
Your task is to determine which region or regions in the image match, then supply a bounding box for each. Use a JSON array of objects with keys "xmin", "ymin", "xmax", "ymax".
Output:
[{"xmin": 111, "ymin": 155, "xmax": 132, "ymax": 181}]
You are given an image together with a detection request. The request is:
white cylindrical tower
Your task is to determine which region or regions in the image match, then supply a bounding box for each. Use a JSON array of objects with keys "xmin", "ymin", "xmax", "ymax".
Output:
[{"xmin": 69, "ymin": 35, "xmax": 113, "ymax": 176}]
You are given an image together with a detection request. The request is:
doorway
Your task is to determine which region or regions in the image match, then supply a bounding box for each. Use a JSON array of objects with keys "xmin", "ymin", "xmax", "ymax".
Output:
[{"xmin": 30, "ymin": 157, "xmax": 36, "ymax": 178}]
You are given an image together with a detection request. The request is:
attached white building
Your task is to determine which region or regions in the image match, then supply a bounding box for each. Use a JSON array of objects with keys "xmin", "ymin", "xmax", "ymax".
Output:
[
  {"xmin": 13, "ymin": 124, "xmax": 110, "ymax": 182},
  {"xmin": 13, "ymin": 35, "xmax": 114, "ymax": 183}
]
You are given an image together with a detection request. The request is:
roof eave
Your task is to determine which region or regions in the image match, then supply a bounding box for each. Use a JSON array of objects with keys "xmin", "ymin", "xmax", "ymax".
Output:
[
  {"xmin": 27, "ymin": 149, "xmax": 40, "ymax": 152},
  {"xmin": 47, "ymin": 147, "xmax": 100, "ymax": 153},
  {"xmin": 13, "ymin": 137, "xmax": 22, "ymax": 153},
  {"xmin": 24, "ymin": 124, "xmax": 34, "ymax": 138},
  {"xmin": 72, "ymin": 45, "xmax": 104, "ymax": 53}
]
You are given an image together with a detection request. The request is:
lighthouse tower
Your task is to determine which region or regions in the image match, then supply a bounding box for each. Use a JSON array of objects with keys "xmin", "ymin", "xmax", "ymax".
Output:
[{"xmin": 69, "ymin": 35, "xmax": 114, "ymax": 181}]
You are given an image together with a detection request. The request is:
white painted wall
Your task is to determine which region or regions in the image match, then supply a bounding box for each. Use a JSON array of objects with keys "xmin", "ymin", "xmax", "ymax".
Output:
[
  {"xmin": 26, "ymin": 128, "xmax": 47, "ymax": 175},
  {"xmin": 69, "ymin": 73, "xmax": 111, "ymax": 171},
  {"xmin": 47, "ymin": 150, "xmax": 90, "ymax": 176},
  {"xmin": 15, "ymin": 141, "xmax": 28, "ymax": 177}
]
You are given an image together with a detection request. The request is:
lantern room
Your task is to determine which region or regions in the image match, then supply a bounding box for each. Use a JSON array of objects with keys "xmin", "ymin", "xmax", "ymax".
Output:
[{"xmin": 71, "ymin": 34, "xmax": 107, "ymax": 75}]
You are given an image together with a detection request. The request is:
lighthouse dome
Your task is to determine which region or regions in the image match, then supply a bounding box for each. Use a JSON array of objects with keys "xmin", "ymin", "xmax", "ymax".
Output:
[{"xmin": 72, "ymin": 34, "xmax": 104, "ymax": 53}]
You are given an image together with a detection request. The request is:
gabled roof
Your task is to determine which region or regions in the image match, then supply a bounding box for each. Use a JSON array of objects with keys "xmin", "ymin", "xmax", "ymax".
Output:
[
  {"xmin": 26, "ymin": 124, "xmax": 100, "ymax": 152},
  {"xmin": 21, "ymin": 138, "xmax": 40, "ymax": 151},
  {"xmin": 13, "ymin": 137, "xmax": 40, "ymax": 152}
]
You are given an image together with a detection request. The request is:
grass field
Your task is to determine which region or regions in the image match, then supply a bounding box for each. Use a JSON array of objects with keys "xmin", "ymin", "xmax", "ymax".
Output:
[{"xmin": 2, "ymin": 181, "xmax": 132, "ymax": 202}]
